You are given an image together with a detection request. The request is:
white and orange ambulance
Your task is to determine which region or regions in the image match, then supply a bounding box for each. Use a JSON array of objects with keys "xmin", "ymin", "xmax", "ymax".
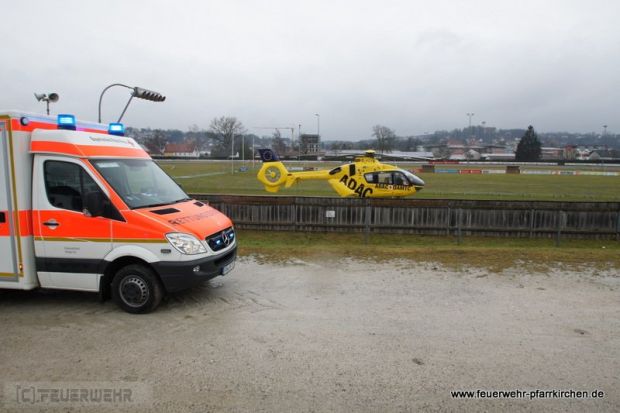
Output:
[{"xmin": 0, "ymin": 111, "xmax": 236, "ymax": 313}]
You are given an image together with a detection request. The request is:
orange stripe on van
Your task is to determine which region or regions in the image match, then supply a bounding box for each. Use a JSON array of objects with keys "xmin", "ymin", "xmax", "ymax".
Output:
[
  {"xmin": 0, "ymin": 212, "xmax": 8, "ymax": 236},
  {"xmin": 0, "ymin": 211, "xmax": 34, "ymax": 236},
  {"xmin": 19, "ymin": 210, "xmax": 33, "ymax": 236},
  {"xmin": 31, "ymin": 141, "xmax": 149, "ymax": 158}
]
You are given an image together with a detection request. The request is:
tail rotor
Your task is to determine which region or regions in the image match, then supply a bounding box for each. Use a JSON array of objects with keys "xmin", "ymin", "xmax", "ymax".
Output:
[{"xmin": 256, "ymin": 149, "xmax": 288, "ymax": 192}]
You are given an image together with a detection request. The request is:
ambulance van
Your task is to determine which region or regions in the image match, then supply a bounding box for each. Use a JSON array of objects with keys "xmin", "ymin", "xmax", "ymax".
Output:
[{"xmin": 0, "ymin": 111, "xmax": 236, "ymax": 313}]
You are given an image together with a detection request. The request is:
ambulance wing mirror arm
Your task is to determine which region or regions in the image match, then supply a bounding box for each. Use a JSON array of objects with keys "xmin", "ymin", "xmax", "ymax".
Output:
[{"xmin": 84, "ymin": 191, "xmax": 105, "ymax": 218}]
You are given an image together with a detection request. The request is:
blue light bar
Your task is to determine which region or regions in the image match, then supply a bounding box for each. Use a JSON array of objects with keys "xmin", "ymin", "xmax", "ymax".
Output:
[
  {"xmin": 57, "ymin": 114, "xmax": 76, "ymax": 131},
  {"xmin": 108, "ymin": 122, "xmax": 125, "ymax": 136}
]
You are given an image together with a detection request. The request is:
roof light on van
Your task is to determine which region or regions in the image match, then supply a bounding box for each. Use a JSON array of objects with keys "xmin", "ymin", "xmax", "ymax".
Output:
[
  {"xmin": 57, "ymin": 114, "xmax": 76, "ymax": 130},
  {"xmin": 108, "ymin": 122, "xmax": 125, "ymax": 136}
]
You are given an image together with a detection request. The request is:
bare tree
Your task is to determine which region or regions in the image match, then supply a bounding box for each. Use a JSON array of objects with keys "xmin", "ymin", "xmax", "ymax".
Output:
[
  {"xmin": 271, "ymin": 130, "xmax": 287, "ymax": 154},
  {"xmin": 145, "ymin": 129, "xmax": 167, "ymax": 155},
  {"xmin": 372, "ymin": 125, "xmax": 396, "ymax": 153},
  {"xmin": 433, "ymin": 145, "xmax": 451, "ymax": 160},
  {"xmin": 186, "ymin": 124, "xmax": 209, "ymax": 152},
  {"xmin": 209, "ymin": 116, "xmax": 247, "ymax": 154}
]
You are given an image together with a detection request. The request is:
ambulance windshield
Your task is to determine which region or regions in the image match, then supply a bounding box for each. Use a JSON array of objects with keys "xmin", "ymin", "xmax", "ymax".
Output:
[{"xmin": 91, "ymin": 159, "xmax": 189, "ymax": 209}]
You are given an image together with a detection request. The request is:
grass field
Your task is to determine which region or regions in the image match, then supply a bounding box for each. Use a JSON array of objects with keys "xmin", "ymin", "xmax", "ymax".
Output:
[
  {"xmin": 158, "ymin": 160, "xmax": 620, "ymax": 201},
  {"xmin": 237, "ymin": 230, "xmax": 620, "ymax": 271}
]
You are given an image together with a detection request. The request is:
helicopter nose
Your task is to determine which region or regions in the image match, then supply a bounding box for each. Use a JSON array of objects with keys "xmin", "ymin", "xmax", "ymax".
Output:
[{"xmin": 411, "ymin": 174, "xmax": 425, "ymax": 189}]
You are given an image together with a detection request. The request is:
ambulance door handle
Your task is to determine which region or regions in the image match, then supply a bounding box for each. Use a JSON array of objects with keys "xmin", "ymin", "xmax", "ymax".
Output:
[{"xmin": 43, "ymin": 219, "xmax": 60, "ymax": 229}]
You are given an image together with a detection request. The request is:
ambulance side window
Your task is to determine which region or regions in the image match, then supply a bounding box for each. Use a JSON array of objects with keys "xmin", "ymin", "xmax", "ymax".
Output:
[{"xmin": 44, "ymin": 161, "xmax": 119, "ymax": 219}]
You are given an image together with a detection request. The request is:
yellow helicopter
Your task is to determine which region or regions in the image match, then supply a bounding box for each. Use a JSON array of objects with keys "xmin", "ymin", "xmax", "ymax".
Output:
[{"xmin": 256, "ymin": 149, "xmax": 425, "ymax": 198}]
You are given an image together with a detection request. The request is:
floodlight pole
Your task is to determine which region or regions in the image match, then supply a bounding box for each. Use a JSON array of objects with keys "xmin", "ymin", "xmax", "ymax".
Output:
[
  {"xmin": 298, "ymin": 123, "xmax": 302, "ymax": 160},
  {"xmin": 99, "ymin": 83, "xmax": 131, "ymax": 123},
  {"xmin": 98, "ymin": 83, "xmax": 166, "ymax": 123},
  {"xmin": 466, "ymin": 112, "xmax": 475, "ymax": 138},
  {"xmin": 231, "ymin": 132, "xmax": 235, "ymax": 174},
  {"xmin": 252, "ymin": 135, "xmax": 255, "ymax": 169},
  {"xmin": 315, "ymin": 113, "xmax": 320, "ymax": 138},
  {"xmin": 117, "ymin": 94, "xmax": 135, "ymax": 123}
]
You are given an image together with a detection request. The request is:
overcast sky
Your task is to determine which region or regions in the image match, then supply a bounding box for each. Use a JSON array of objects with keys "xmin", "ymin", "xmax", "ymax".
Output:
[{"xmin": 2, "ymin": 0, "xmax": 619, "ymax": 140}]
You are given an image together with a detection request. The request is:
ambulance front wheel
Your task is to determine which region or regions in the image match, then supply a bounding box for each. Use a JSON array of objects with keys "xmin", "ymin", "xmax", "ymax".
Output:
[{"xmin": 112, "ymin": 264, "xmax": 163, "ymax": 314}]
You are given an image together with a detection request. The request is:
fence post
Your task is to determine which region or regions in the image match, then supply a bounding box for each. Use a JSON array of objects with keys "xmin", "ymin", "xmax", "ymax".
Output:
[
  {"xmin": 293, "ymin": 199, "xmax": 299, "ymax": 232},
  {"xmin": 457, "ymin": 208, "xmax": 463, "ymax": 245},
  {"xmin": 446, "ymin": 207, "xmax": 451, "ymax": 236},
  {"xmin": 556, "ymin": 210, "xmax": 565, "ymax": 247},
  {"xmin": 616, "ymin": 210, "xmax": 620, "ymax": 242},
  {"xmin": 529, "ymin": 208, "xmax": 535, "ymax": 238},
  {"xmin": 364, "ymin": 200, "xmax": 371, "ymax": 245}
]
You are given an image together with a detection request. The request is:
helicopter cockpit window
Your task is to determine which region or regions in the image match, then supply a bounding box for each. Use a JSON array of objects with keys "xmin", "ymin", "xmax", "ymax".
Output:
[
  {"xmin": 393, "ymin": 172, "xmax": 409, "ymax": 186},
  {"xmin": 403, "ymin": 170, "xmax": 425, "ymax": 188},
  {"xmin": 364, "ymin": 173, "xmax": 377, "ymax": 184},
  {"xmin": 365, "ymin": 171, "xmax": 412, "ymax": 186},
  {"xmin": 377, "ymin": 172, "xmax": 393, "ymax": 185}
]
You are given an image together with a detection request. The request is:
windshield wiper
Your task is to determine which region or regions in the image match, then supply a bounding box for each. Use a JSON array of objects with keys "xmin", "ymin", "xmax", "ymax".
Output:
[
  {"xmin": 173, "ymin": 197, "xmax": 192, "ymax": 204},
  {"xmin": 135, "ymin": 198, "xmax": 191, "ymax": 210},
  {"xmin": 136, "ymin": 202, "xmax": 173, "ymax": 209}
]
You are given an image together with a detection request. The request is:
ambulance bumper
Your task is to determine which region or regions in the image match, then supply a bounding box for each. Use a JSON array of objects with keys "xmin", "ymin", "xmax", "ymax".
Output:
[{"xmin": 152, "ymin": 247, "xmax": 237, "ymax": 293}]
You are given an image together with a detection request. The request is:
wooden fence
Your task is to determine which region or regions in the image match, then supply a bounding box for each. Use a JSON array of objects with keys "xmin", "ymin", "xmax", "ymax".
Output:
[{"xmin": 191, "ymin": 194, "xmax": 620, "ymax": 241}]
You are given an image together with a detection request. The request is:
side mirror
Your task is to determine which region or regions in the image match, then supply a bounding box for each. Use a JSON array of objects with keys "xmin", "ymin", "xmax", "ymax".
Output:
[{"xmin": 84, "ymin": 191, "xmax": 105, "ymax": 217}]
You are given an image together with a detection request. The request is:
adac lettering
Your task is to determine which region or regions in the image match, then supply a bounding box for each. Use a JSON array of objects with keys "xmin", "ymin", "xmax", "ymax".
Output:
[
  {"xmin": 376, "ymin": 183, "xmax": 412, "ymax": 191},
  {"xmin": 339, "ymin": 174, "xmax": 373, "ymax": 198}
]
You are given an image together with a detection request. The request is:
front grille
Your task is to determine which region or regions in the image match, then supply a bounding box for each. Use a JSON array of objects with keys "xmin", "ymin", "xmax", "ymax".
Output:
[
  {"xmin": 206, "ymin": 227, "xmax": 235, "ymax": 252},
  {"xmin": 214, "ymin": 249, "xmax": 236, "ymax": 267}
]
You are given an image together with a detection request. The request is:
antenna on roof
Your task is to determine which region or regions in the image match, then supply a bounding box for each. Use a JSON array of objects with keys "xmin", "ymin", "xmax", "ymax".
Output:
[{"xmin": 34, "ymin": 92, "xmax": 59, "ymax": 115}]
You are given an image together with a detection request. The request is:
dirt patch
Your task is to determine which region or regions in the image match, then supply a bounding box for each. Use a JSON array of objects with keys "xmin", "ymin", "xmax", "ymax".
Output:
[{"xmin": 0, "ymin": 257, "xmax": 618, "ymax": 412}]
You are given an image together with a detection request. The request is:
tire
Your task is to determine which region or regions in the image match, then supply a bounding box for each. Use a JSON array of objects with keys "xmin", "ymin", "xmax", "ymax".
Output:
[{"xmin": 111, "ymin": 264, "xmax": 163, "ymax": 314}]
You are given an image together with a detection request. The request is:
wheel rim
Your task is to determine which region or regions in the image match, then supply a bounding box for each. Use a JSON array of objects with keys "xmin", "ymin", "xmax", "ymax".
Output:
[{"xmin": 119, "ymin": 276, "xmax": 150, "ymax": 308}]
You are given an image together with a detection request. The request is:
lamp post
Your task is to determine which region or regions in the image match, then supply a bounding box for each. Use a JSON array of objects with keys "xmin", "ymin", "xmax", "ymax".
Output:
[
  {"xmin": 466, "ymin": 113, "xmax": 474, "ymax": 137},
  {"xmin": 231, "ymin": 132, "xmax": 235, "ymax": 174},
  {"xmin": 315, "ymin": 113, "xmax": 320, "ymax": 137},
  {"xmin": 298, "ymin": 123, "xmax": 302, "ymax": 160},
  {"xmin": 314, "ymin": 114, "xmax": 320, "ymax": 157},
  {"xmin": 98, "ymin": 83, "xmax": 165, "ymax": 123}
]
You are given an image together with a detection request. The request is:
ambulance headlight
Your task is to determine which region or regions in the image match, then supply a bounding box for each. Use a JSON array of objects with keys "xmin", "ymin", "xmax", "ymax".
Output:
[{"xmin": 166, "ymin": 233, "xmax": 207, "ymax": 255}]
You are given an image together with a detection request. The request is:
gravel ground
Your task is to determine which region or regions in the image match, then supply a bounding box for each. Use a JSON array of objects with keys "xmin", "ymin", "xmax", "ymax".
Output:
[{"xmin": 0, "ymin": 256, "xmax": 619, "ymax": 412}]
